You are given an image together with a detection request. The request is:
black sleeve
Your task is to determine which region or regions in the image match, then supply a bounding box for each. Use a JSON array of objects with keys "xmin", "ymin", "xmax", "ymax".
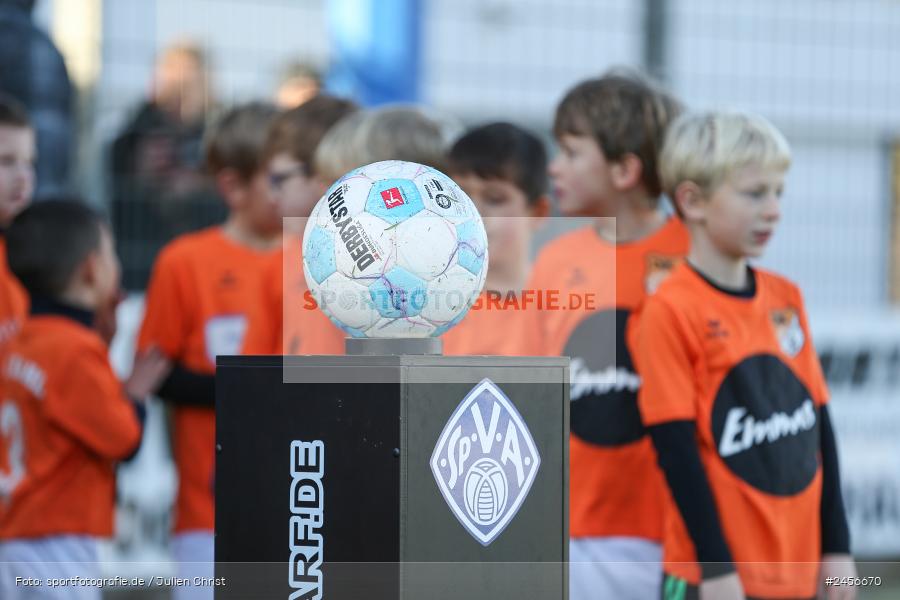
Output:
[
  {"xmin": 820, "ymin": 405, "xmax": 851, "ymax": 554},
  {"xmin": 120, "ymin": 401, "xmax": 147, "ymax": 463},
  {"xmin": 648, "ymin": 420, "xmax": 735, "ymax": 579},
  {"xmin": 157, "ymin": 363, "xmax": 216, "ymax": 408}
]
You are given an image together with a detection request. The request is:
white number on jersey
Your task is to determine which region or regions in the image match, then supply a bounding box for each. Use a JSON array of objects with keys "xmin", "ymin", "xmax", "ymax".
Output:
[{"xmin": 0, "ymin": 401, "xmax": 25, "ymax": 502}]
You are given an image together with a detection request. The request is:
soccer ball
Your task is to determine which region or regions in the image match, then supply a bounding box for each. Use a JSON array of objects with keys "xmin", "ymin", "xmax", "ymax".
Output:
[{"xmin": 302, "ymin": 160, "xmax": 488, "ymax": 338}]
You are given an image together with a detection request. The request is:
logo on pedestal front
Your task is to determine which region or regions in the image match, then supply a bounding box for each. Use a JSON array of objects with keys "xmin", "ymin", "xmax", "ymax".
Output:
[{"xmin": 430, "ymin": 378, "xmax": 541, "ymax": 546}]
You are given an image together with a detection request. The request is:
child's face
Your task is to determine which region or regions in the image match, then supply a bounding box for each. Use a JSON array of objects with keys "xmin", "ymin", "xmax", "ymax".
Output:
[
  {"xmin": 276, "ymin": 77, "xmax": 320, "ymax": 109},
  {"xmin": 0, "ymin": 125, "xmax": 36, "ymax": 227},
  {"xmin": 92, "ymin": 225, "xmax": 122, "ymax": 304},
  {"xmin": 453, "ymin": 172, "xmax": 535, "ymax": 274},
  {"xmin": 549, "ymin": 134, "xmax": 615, "ymax": 216},
  {"xmin": 268, "ymin": 152, "xmax": 325, "ymax": 227},
  {"xmin": 242, "ymin": 170, "xmax": 283, "ymax": 237},
  {"xmin": 699, "ymin": 164, "xmax": 785, "ymax": 259}
]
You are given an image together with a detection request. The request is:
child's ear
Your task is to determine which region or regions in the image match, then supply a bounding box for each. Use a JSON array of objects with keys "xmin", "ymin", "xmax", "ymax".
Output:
[
  {"xmin": 610, "ymin": 153, "xmax": 644, "ymax": 191},
  {"xmin": 215, "ymin": 168, "xmax": 246, "ymax": 209},
  {"xmin": 528, "ymin": 195, "xmax": 551, "ymax": 229},
  {"xmin": 674, "ymin": 181, "xmax": 706, "ymax": 223},
  {"xmin": 76, "ymin": 249, "xmax": 101, "ymax": 290}
]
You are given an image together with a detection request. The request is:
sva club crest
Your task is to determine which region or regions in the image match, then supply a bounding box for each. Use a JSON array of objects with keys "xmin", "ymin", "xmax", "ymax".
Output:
[{"xmin": 430, "ymin": 378, "xmax": 541, "ymax": 546}]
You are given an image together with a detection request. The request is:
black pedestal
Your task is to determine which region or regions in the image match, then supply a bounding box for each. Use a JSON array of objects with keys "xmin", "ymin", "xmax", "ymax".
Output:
[{"xmin": 215, "ymin": 354, "xmax": 569, "ymax": 599}]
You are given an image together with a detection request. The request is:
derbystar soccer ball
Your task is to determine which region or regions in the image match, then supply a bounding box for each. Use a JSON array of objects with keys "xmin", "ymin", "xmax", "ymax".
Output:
[{"xmin": 302, "ymin": 160, "xmax": 488, "ymax": 338}]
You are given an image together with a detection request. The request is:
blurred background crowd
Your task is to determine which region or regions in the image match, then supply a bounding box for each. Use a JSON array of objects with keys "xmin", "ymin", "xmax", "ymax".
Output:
[{"xmin": 2, "ymin": 0, "xmax": 899, "ymax": 597}]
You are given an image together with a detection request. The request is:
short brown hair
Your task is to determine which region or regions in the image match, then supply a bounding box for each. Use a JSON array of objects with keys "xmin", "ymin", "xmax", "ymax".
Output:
[
  {"xmin": 554, "ymin": 71, "xmax": 682, "ymax": 198},
  {"xmin": 448, "ymin": 122, "xmax": 547, "ymax": 203},
  {"xmin": 0, "ymin": 93, "xmax": 31, "ymax": 129},
  {"xmin": 8, "ymin": 199, "xmax": 105, "ymax": 299},
  {"xmin": 264, "ymin": 95, "xmax": 358, "ymax": 171},
  {"xmin": 204, "ymin": 102, "xmax": 279, "ymax": 179}
]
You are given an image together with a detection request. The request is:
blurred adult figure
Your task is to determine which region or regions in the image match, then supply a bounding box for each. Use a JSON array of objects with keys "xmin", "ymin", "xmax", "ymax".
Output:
[
  {"xmin": 275, "ymin": 61, "xmax": 321, "ymax": 109},
  {"xmin": 111, "ymin": 41, "xmax": 223, "ymax": 290},
  {"xmin": 0, "ymin": 0, "xmax": 74, "ymax": 199}
]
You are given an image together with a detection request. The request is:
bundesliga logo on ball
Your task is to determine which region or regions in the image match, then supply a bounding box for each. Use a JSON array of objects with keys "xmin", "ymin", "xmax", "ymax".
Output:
[{"xmin": 302, "ymin": 160, "xmax": 488, "ymax": 338}]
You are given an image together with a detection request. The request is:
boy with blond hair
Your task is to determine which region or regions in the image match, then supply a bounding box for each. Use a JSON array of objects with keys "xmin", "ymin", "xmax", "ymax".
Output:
[
  {"xmin": 637, "ymin": 112, "xmax": 855, "ymax": 600},
  {"xmin": 525, "ymin": 72, "xmax": 686, "ymax": 599},
  {"xmin": 313, "ymin": 104, "xmax": 449, "ymax": 183}
]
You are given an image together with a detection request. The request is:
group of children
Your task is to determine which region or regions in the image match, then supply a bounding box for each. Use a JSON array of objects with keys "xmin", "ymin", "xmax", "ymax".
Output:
[{"xmin": 0, "ymin": 64, "xmax": 856, "ymax": 600}]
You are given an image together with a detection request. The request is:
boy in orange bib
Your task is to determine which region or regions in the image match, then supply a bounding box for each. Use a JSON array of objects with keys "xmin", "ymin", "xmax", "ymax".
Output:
[
  {"xmin": 525, "ymin": 73, "xmax": 685, "ymax": 600},
  {"xmin": 636, "ymin": 112, "xmax": 855, "ymax": 600}
]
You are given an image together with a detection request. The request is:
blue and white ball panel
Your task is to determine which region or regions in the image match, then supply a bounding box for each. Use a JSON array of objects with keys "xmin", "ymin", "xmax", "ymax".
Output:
[
  {"xmin": 314, "ymin": 188, "xmax": 335, "ymax": 229},
  {"xmin": 303, "ymin": 225, "xmax": 337, "ymax": 284},
  {"xmin": 314, "ymin": 180, "xmax": 369, "ymax": 229},
  {"xmin": 363, "ymin": 160, "xmax": 426, "ymax": 180},
  {"xmin": 395, "ymin": 213, "xmax": 458, "ymax": 280},
  {"xmin": 414, "ymin": 172, "xmax": 474, "ymax": 224},
  {"xmin": 336, "ymin": 165, "xmax": 367, "ymax": 184},
  {"xmin": 365, "ymin": 178, "xmax": 425, "ymax": 225},
  {"xmin": 431, "ymin": 307, "xmax": 470, "ymax": 337},
  {"xmin": 473, "ymin": 249, "xmax": 488, "ymax": 302},
  {"xmin": 368, "ymin": 266, "xmax": 428, "ymax": 319},
  {"xmin": 316, "ymin": 276, "xmax": 381, "ymax": 332},
  {"xmin": 455, "ymin": 219, "xmax": 488, "ymax": 277},
  {"xmin": 420, "ymin": 263, "xmax": 480, "ymax": 323},
  {"xmin": 369, "ymin": 315, "xmax": 438, "ymax": 338},
  {"xmin": 328, "ymin": 314, "xmax": 367, "ymax": 338}
]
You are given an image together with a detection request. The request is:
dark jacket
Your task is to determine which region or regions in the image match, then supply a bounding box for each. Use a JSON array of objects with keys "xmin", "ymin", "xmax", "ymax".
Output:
[
  {"xmin": 0, "ymin": 0, "xmax": 74, "ymax": 199},
  {"xmin": 110, "ymin": 101, "xmax": 224, "ymax": 290}
]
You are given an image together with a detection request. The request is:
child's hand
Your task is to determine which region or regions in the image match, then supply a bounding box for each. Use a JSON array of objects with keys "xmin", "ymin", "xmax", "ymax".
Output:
[
  {"xmin": 94, "ymin": 289, "xmax": 125, "ymax": 345},
  {"xmin": 700, "ymin": 572, "xmax": 745, "ymax": 600},
  {"xmin": 125, "ymin": 346, "xmax": 172, "ymax": 400},
  {"xmin": 820, "ymin": 554, "xmax": 857, "ymax": 600}
]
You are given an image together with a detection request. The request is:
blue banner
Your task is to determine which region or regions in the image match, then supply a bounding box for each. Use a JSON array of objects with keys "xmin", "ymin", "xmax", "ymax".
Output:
[{"xmin": 325, "ymin": 0, "xmax": 421, "ymax": 106}]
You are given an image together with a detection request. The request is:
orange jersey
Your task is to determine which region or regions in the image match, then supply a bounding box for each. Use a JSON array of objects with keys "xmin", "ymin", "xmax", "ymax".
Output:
[
  {"xmin": 636, "ymin": 263, "xmax": 829, "ymax": 599},
  {"xmin": 137, "ymin": 226, "xmax": 277, "ymax": 533},
  {"xmin": 242, "ymin": 239, "xmax": 345, "ymax": 356},
  {"xmin": 524, "ymin": 218, "xmax": 689, "ymax": 540},
  {"xmin": 442, "ymin": 290, "xmax": 531, "ymax": 356},
  {"xmin": 0, "ymin": 238, "xmax": 28, "ymax": 344},
  {"xmin": 0, "ymin": 312, "xmax": 141, "ymax": 539}
]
